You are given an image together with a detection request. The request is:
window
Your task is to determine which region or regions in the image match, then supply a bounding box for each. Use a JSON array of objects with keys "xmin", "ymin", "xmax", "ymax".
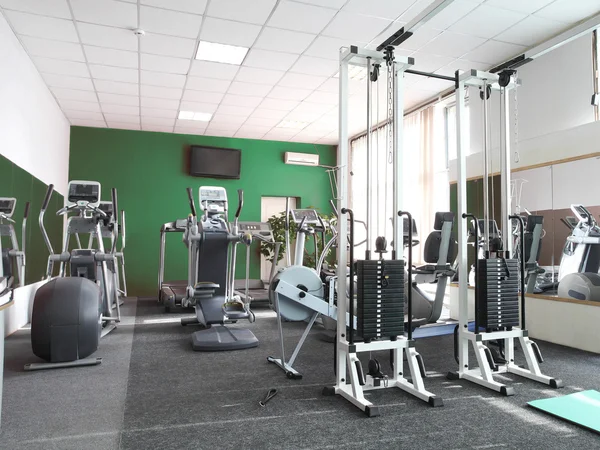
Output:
[{"xmin": 445, "ymin": 101, "xmax": 470, "ymax": 163}]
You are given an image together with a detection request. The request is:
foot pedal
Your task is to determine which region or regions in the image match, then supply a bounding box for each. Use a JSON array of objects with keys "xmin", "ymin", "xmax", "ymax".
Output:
[
  {"xmin": 483, "ymin": 346, "xmax": 497, "ymax": 371},
  {"xmin": 355, "ymin": 361, "xmax": 366, "ymax": 386},
  {"xmin": 222, "ymin": 301, "xmax": 249, "ymax": 320},
  {"xmin": 489, "ymin": 347, "xmax": 506, "ymax": 365},
  {"xmin": 530, "ymin": 341, "xmax": 544, "ymax": 364},
  {"xmin": 416, "ymin": 354, "xmax": 426, "ymax": 378}
]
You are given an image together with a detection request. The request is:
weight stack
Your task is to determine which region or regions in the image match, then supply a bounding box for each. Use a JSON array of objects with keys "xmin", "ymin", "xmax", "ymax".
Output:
[
  {"xmin": 356, "ymin": 260, "xmax": 404, "ymax": 342},
  {"xmin": 476, "ymin": 258, "xmax": 520, "ymax": 329}
]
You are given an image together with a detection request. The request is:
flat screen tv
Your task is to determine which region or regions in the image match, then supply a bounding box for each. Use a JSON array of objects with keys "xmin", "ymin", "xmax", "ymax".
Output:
[{"xmin": 189, "ymin": 145, "xmax": 241, "ymax": 179}]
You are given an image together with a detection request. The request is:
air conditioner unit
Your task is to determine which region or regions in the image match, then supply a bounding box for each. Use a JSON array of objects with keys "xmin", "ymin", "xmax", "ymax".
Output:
[{"xmin": 284, "ymin": 152, "xmax": 320, "ymax": 166}]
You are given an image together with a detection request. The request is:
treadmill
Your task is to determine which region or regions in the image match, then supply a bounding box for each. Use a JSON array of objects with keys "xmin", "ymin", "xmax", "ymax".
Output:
[{"xmin": 158, "ymin": 219, "xmax": 188, "ymax": 311}]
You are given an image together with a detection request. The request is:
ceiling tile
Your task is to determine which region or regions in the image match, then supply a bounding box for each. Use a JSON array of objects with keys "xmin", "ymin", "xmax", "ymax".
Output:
[
  {"xmin": 182, "ymin": 90, "xmax": 224, "ymax": 103},
  {"xmin": 4, "ymin": 11, "xmax": 78, "ymax": 42},
  {"xmin": 268, "ymin": 86, "xmax": 312, "ymax": 101},
  {"xmin": 142, "ymin": 125, "xmax": 175, "ymax": 132},
  {"xmin": 421, "ymin": 0, "xmax": 480, "ymax": 30},
  {"xmin": 179, "ymin": 101, "xmax": 218, "ymax": 113},
  {"xmin": 107, "ymin": 122, "xmax": 141, "ymax": 130},
  {"xmin": 189, "ymin": 61, "xmax": 240, "ymax": 80},
  {"xmin": 235, "ymin": 129, "xmax": 268, "ymax": 139},
  {"xmin": 243, "ymin": 49, "xmax": 299, "ymax": 72},
  {"xmin": 291, "ymin": 0, "xmax": 346, "ymax": 8},
  {"xmin": 175, "ymin": 119, "xmax": 207, "ymax": 129},
  {"xmin": 304, "ymin": 90, "xmax": 337, "ymax": 105},
  {"xmin": 140, "ymin": 0, "xmax": 207, "ymax": 14},
  {"xmin": 43, "ymin": 73, "xmax": 95, "ymax": 91},
  {"xmin": 534, "ymin": 0, "xmax": 600, "ymax": 23},
  {"xmin": 200, "ymin": 17, "xmax": 261, "ymax": 47},
  {"xmin": 464, "ymin": 39, "xmax": 526, "ymax": 64},
  {"xmin": 175, "ymin": 126, "xmax": 206, "ymax": 135},
  {"xmin": 216, "ymin": 104, "xmax": 255, "ymax": 116},
  {"xmin": 228, "ymin": 81, "xmax": 273, "ymax": 97},
  {"xmin": 70, "ymin": 119, "xmax": 107, "ymax": 128},
  {"xmin": 221, "ymin": 94, "xmax": 264, "ymax": 108},
  {"xmin": 294, "ymin": 101, "xmax": 332, "ymax": 114},
  {"xmin": 235, "ymin": 67, "xmax": 284, "ymax": 85},
  {"xmin": 84, "ymin": 46, "xmax": 138, "ymax": 69},
  {"xmin": 186, "ymin": 77, "xmax": 231, "ymax": 92},
  {"xmin": 141, "ymin": 70, "xmax": 186, "ymax": 88},
  {"xmin": 237, "ymin": 124, "xmax": 272, "ymax": 134},
  {"xmin": 419, "ymin": 31, "xmax": 486, "ymax": 58},
  {"xmin": 410, "ymin": 52, "xmax": 455, "ymax": 72},
  {"xmin": 206, "ymin": 0, "xmax": 277, "ymax": 25},
  {"xmin": 435, "ymin": 58, "xmax": 488, "ymax": 76},
  {"xmin": 0, "ymin": 0, "xmax": 71, "ymax": 18},
  {"xmin": 105, "ymin": 114, "xmax": 140, "ymax": 124},
  {"xmin": 411, "ymin": 76, "xmax": 455, "ymax": 92},
  {"xmin": 251, "ymin": 108, "xmax": 288, "ymax": 119},
  {"xmin": 206, "ymin": 129, "xmax": 236, "ymax": 137},
  {"xmin": 140, "ymin": 5, "xmax": 202, "ymax": 38},
  {"xmin": 98, "ymin": 92, "xmax": 139, "ymax": 106},
  {"xmin": 244, "ymin": 116, "xmax": 280, "ymax": 127},
  {"xmin": 70, "ymin": 0, "xmax": 137, "ymax": 28},
  {"xmin": 141, "ymin": 116, "xmax": 175, "ymax": 126},
  {"xmin": 34, "ymin": 57, "xmax": 89, "ymax": 77},
  {"xmin": 94, "ymin": 79, "xmax": 140, "ymax": 95},
  {"xmin": 52, "ymin": 87, "xmax": 98, "ymax": 102},
  {"xmin": 140, "ymin": 54, "xmax": 190, "ymax": 74},
  {"xmin": 254, "ymin": 27, "xmax": 316, "ymax": 54},
  {"xmin": 20, "ymin": 36, "xmax": 85, "ymax": 62},
  {"xmin": 495, "ymin": 15, "xmax": 567, "ymax": 47},
  {"xmin": 268, "ymin": 1, "xmax": 336, "ymax": 33},
  {"xmin": 140, "ymin": 85, "xmax": 183, "ymax": 99},
  {"xmin": 259, "ymin": 98, "xmax": 299, "ymax": 111},
  {"xmin": 141, "ymin": 97, "xmax": 180, "ymax": 109},
  {"xmin": 485, "ymin": 0, "xmax": 554, "ymax": 15},
  {"xmin": 290, "ymin": 56, "xmax": 338, "ymax": 77},
  {"xmin": 397, "ymin": 0, "xmax": 436, "ymax": 23},
  {"xmin": 449, "ymin": 4, "xmax": 527, "ymax": 39},
  {"xmin": 58, "ymin": 99, "xmax": 101, "ymax": 112},
  {"xmin": 211, "ymin": 114, "xmax": 247, "ymax": 125},
  {"xmin": 322, "ymin": 11, "xmax": 392, "ymax": 42},
  {"xmin": 285, "ymin": 110, "xmax": 323, "ymax": 122},
  {"xmin": 101, "ymin": 104, "xmax": 139, "ymax": 115},
  {"xmin": 316, "ymin": 78, "xmax": 338, "ymax": 93},
  {"xmin": 77, "ymin": 23, "xmax": 138, "ymax": 52},
  {"xmin": 141, "ymin": 108, "xmax": 178, "ymax": 118},
  {"xmin": 396, "ymin": 26, "xmax": 442, "ymax": 51},
  {"xmin": 278, "ymin": 73, "xmax": 327, "ymax": 89},
  {"xmin": 140, "ymin": 34, "xmax": 196, "ymax": 59},
  {"xmin": 89, "ymin": 65, "xmax": 138, "ymax": 83},
  {"xmin": 64, "ymin": 109, "xmax": 105, "ymax": 120},
  {"xmin": 304, "ymin": 36, "xmax": 359, "ymax": 60},
  {"xmin": 343, "ymin": 0, "xmax": 415, "ymax": 20}
]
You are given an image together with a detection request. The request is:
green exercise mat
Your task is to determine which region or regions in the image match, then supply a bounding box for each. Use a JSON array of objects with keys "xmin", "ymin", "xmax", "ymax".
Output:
[{"xmin": 528, "ymin": 390, "xmax": 600, "ymax": 434}]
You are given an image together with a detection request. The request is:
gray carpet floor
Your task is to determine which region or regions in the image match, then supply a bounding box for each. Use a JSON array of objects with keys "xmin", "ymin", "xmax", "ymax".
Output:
[{"xmin": 2, "ymin": 297, "xmax": 600, "ymax": 449}]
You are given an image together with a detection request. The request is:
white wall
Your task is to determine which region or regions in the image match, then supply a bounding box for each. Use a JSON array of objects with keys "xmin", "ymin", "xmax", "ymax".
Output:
[
  {"xmin": 0, "ymin": 14, "xmax": 70, "ymax": 194},
  {"xmin": 449, "ymin": 34, "xmax": 596, "ymax": 182}
]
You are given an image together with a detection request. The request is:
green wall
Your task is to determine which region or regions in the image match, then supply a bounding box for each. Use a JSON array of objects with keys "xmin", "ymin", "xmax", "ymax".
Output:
[
  {"xmin": 0, "ymin": 154, "xmax": 64, "ymax": 284},
  {"xmin": 68, "ymin": 127, "xmax": 337, "ymax": 297}
]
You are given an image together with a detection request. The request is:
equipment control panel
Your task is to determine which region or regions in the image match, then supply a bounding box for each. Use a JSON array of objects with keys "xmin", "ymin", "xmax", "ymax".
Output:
[
  {"xmin": 199, "ymin": 186, "xmax": 227, "ymax": 216},
  {"xmin": 571, "ymin": 204, "xmax": 595, "ymax": 225},
  {"xmin": 0, "ymin": 198, "xmax": 16, "ymax": 218},
  {"xmin": 67, "ymin": 180, "xmax": 101, "ymax": 207},
  {"xmin": 98, "ymin": 201, "xmax": 113, "ymax": 216},
  {"xmin": 291, "ymin": 209, "xmax": 320, "ymax": 225},
  {"xmin": 239, "ymin": 221, "xmax": 274, "ymax": 242}
]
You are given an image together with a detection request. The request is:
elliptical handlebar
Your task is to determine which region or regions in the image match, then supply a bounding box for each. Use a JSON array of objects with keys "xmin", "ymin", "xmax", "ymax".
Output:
[
  {"xmin": 40, "ymin": 184, "xmax": 55, "ymax": 256},
  {"xmin": 235, "ymin": 189, "xmax": 243, "ymax": 220},
  {"xmin": 22, "ymin": 201, "xmax": 30, "ymax": 257},
  {"xmin": 111, "ymin": 188, "xmax": 119, "ymax": 254},
  {"xmin": 186, "ymin": 187, "xmax": 197, "ymax": 218},
  {"xmin": 23, "ymin": 202, "xmax": 30, "ymax": 219}
]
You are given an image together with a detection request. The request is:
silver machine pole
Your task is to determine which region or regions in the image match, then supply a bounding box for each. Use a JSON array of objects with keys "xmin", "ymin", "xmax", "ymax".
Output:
[
  {"xmin": 365, "ymin": 57, "xmax": 372, "ymax": 260},
  {"xmin": 482, "ymin": 81, "xmax": 490, "ymax": 251},
  {"xmin": 285, "ymin": 197, "xmax": 291, "ymax": 266}
]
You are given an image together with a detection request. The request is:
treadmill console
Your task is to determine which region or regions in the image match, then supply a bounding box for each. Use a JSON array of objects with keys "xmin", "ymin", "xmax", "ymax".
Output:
[
  {"xmin": 67, "ymin": 180, "xmax": 101, "ymax": 207},
  {"xmin": 239, "ymin": 222, "xmax": 274, "ymax": 242},
  {"xmin": 291, "ymin": 209, "xmax": 320, "ymax": 225},
  {"xmin": 0, "ymin": 198, "xmax": 16, "ymax": 218}
]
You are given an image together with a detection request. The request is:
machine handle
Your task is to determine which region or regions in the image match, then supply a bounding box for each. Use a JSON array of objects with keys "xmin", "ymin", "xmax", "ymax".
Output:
[
  {"xmin": 22, "ymin": 201, "xmax": 30, "ymax": 258},
  {"xmin": 509, "ymin": 215, "xmax": 526, "ymax": 330},
  {"xmin": 298, "ymin": 216, "xmax": 307, "ymax": 232},
  {"xmin": 463, "ymin": 213, "xmax": 479, "ymax": 333},
  {"xmin": 235, "ymin": 189, "xmax": 244, "ymax": 219},
  {"xmin": 23, "ymin": 202, "xmax": 30, "ymax": 219},
  {"xmin": 329, "ymin": 199, "xmax": 339, "ymax": 217},
  {"xmin": 186, "ymin": 187, "xmax": 197, "ymax": 217},
  {"xmin": 398, "ymin": 211, "xmax": 413, "ymax": 340},
  {"xmin": 41, "ymin": 184, "xmax": 54, "ymax": 212},
  {"xmin": 341, "ymin": 207, "xmax": 355, "ymax": 346},
  {"xmin": 111, "ymin": 188, "xmax": 119, "ymax": 254}
]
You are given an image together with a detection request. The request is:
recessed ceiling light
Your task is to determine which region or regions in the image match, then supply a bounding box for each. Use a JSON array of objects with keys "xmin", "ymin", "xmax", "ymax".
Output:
[
  {"xmin": 195, "ymin": 41, "xmax": 249, "ymax": 65},
  {"xmin": 178, "ymin": 111, "xmax": 212, "ymax": 121},
  {"xmin": 277, "ymin": 120, "xmax": 309, "ymax": 129}
]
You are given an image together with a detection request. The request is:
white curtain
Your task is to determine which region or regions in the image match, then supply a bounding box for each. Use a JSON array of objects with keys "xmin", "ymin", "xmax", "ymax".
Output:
[{"xmin": 351, "ymin": 105, "xmax": 449, "ymax": 262}]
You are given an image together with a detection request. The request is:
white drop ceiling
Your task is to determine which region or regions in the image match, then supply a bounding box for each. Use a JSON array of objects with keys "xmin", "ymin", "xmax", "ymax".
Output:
[{"xmin": 1, "ymin": 0, "xmax": 599, "ymax": 144}]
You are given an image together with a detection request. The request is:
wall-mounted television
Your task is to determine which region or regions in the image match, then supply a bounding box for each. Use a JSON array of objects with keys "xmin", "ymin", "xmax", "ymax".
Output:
[{"xmin": 189, "ymin": 145, "xmax": 241, "ymax": 179}]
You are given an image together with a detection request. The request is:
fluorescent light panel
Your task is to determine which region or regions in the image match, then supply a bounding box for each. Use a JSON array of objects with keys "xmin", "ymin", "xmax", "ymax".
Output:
[
  {"xmin": 277, "ymin": 120, "xmax": 309, "ymax": 129},
  {"xmin": 195, "ymin": 41, "xmax": 249, "ymax": 65},
  {"xmin": 178, "ymin": 111, "xmax": 212, "ymax": 121}
]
